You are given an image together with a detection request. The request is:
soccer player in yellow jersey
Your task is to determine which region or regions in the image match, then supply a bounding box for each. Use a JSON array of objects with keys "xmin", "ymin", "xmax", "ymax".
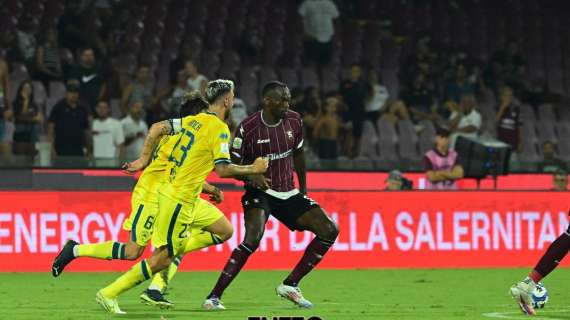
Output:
[
  {"xmin": 51, "ymin": 93, "xmax": 224, "ymax": 307},
  {"xmin": 92, "ymin": 79, "xmax": 268, "ymax": 314}
]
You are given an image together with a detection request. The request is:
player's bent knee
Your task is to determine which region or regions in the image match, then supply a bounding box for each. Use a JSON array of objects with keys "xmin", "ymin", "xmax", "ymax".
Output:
[
  {"xmin": 319, "ymin": 220, "xmax": 339, "ymax": 242},
  {"xmin": 219, "ymin": 225, "xmax": 234, "ymax": 241},
  {"xmin": 124, "ymin": 242, "xmax": 145, "ymax": 260}
]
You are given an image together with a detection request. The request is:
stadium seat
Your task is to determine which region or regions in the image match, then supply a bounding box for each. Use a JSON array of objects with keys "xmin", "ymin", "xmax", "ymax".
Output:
[
  {"xmin": 376, "ymin": 119, "xmax": 399, "ymax": 166},
  {"xmin": 397, "ymin": 119, "xmax": 419, "ymax": 161},
  {"xmin": 278, "ymin": 68, "xmax": 299, "ymax": 88},
  {"xmin": 301, "ymin": 68, "xmax": 319, "ymax": 89},
  {"xmin": 48, "ymin": 81, "xmax": 66, "ymax": 102},
  {"xmin": 32, "ymin": 81, "xmax": 47, "ymax": 108},
  {"xmin": 536, "ymin": 120, "xmax": 558, "ymax": 144},
  {"xmin": 358, "ymin": 121, "xmax": 379, "ymax": 159}
]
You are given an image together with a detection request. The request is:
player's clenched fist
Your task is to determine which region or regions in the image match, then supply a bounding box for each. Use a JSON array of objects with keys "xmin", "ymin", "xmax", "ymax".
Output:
[{"xmin": 252, "ymin": 157, "xmax": 269, "ymax": 173}]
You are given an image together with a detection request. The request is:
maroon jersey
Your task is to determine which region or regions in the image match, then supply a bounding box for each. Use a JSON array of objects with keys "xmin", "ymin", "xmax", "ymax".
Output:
[{"xmin": 231, "ymin": 110, "xmax": 304, "ymax": 192}]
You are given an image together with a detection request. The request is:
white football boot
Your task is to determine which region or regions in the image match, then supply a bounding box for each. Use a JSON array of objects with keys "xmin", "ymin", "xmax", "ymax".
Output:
[
  {"xmin": 510, "ymin": 279, "xmax": 536, "ymax": 315},
  {"xmin": 276, "ymin": 283, "xmax": 313, "ymax": 308},
  {"xmin": 96, "ymin": 290, "xmax": 126, "ymax": 314},
  {"xmin": 202, "ymin": 297, "xmax": 226, "ymax": 310}
]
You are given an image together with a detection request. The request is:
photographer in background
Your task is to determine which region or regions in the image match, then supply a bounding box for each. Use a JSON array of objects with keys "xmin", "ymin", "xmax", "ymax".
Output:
[{"xmin": 385, "ymin": 170, "xmax": 413, "ymax": 191}]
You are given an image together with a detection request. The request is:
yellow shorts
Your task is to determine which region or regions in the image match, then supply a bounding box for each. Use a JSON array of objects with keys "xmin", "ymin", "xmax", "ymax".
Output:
[
  {"xmin": 152, "ymin": 192, "xmax": 224, "ymax": 256},
  {"xmin": 122, "ymin": 194, "xmax": 159, "ymax": 247}
]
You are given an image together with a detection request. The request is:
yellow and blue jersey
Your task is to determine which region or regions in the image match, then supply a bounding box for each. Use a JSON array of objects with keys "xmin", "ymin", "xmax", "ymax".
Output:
[{"xmin": 160, "ymin": 112, "xmax": 231, "ymax": 204}]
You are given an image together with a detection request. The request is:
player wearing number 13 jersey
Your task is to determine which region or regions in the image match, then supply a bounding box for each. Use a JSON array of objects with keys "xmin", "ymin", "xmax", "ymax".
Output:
[
  {"xmin": 90, "ymin": 80, "xmax": 268, "ymax": 314},
  {"xmin": 51, "ymin": 93, "xmax": 226, "ymax": 309}
]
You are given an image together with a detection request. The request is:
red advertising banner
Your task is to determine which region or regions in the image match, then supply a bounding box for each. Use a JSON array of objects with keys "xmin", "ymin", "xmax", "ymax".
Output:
[
  {"xmin": 0, "ymin": 191, "xmax": 569, "ymax": 272},
  {"xmin": 32, "ymin": 169, "xmax": 565, "ymax": 190}
]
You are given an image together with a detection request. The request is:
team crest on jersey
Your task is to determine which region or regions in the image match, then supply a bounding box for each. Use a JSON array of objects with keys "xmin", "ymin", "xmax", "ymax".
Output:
[
  {"xmin": 221, "ymin": 143, "xmax": 229, "ymax": 154},
  {"xmin": 233, "ymin": 137, "xmax": 243, "ymax": 149},
  {"xmin": 287, "ymin": 130, "xmax": 293, "ymax": 139}
]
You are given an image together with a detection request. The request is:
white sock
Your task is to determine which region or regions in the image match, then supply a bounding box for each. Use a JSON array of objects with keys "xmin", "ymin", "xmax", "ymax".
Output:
[{"xmin": 148, "ymin": 284, "xmax": 162, "ymax": 292}]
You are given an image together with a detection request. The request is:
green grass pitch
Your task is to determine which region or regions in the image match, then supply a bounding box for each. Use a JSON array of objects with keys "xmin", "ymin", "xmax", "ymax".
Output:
[{"xmin": 4, "ymin": 269, "xmax": 570, "ymax": 320}]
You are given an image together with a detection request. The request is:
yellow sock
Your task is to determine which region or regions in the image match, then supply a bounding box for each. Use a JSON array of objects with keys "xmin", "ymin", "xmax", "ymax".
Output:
[
  {"xmin": 77, "ymin": 241, "xmax": 126, "ymax": 259},
  {"xmin": 183, "ymin": 231, "xmax": 223, "ymax": 253},
  {"xmin": 101, "ymin": 259, "xmax": 153, "ymax": 298},
  {"xmin": 148, "ymin": 256, "xmax": 182, "ymax": 293}
]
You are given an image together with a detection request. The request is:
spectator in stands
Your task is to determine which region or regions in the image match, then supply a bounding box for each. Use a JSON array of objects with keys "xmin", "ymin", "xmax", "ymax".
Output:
[
  {"xmin": 48, "ymin": 81, "xmax": 89, "ymax": 156},
  {"xmin": 121, "ymin": 101, "xmax": 148, "ymax": 160},
  {"xmin": 448, "ymin": 94, "xmax": 482, "ymax": 148},
  {"xmin": 301, "ymin": 87, "xmax": 323, "ymax": 148},
  {"xmin": 401, "ymin": 73, "xmax": 436, "ymax": 123},
  {"xmin": 58, "ymin": 0, "xmax": 89, "ymax": 52},
  {"xmin": 496, "ymin": 85, "xmax": 522, "ymax": 151},
  {"xmin": 150, "ymin": 70, "xmax": 189, "ymax": 124},
  {"xmin": 229, "ymin": 90, "xmax": 249, "ymax": 133},
  {"xmin": 313, "ymin": 97, "xmax": 341, "ymax": 160},
  {"xmin": 92, "ymin": 100, "xmax": 124, "ymax": 159},
  {"xmin": 12, "ymin": 81, "xmax": 43, "ymax": 156},
  {"xmin": 291, "ymin": 87, "xmax": 306, "ymax": 112},
  {"xmin": 445, "ymin": 64, "xmax": 476, "ymax": 103},
  {"xmin": 341, "ymin": 64, "xmax": 368, "ymax": 157},
  {"xmin": 298, "ymin": 0, "xmax": 339, "ymax": 67},
  {"xmin": 16, "ymin": 16, "xmax": 37, "ymax": 65},
  {"xmin": 423, "ymin": 127, "xmax": 464, "ymax": 189},
  {"xmin": 67, "ymin": 47, "xmax": 107, "ymax": 113},
  {"xmin": 184, "ymin": 60, "xmax": 207, "ymax": 96},
  {"xmin": 0, "ymin": 57, "xmax": 12, "ymax": 157},
  {"xmin": 380, "ymin": 100, "xmax": 410, "ymax": 125},
  {"xmin": 169, "ymin": 42, "xmax": 196, "ymax": 84},
  {"xmin": 34, "ymin": 28, "xmax": 63, "ymax": 87},
  {"xmin": 539, "ymin": 141, "xmax": 567, "ymax": 173},
  {"xmin": 552, "ymin": 169, "xmax": 568, "ymax": 191},
  {"xmin": 365, "ymin": 71, "xmax": 390, "ymax": 128},
  {"xmin": 120, "ymin": 64, "xmax": 153, "ymax": 115},
  {"xmin": 239, "ymin": 16, "xmax": 263, "ymax": 65}
]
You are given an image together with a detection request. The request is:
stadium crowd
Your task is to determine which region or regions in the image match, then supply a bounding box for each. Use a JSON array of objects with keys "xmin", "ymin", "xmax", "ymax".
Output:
[{"xmin": 0, "ymin": 0, "xmax": 567, "ymax": 173}]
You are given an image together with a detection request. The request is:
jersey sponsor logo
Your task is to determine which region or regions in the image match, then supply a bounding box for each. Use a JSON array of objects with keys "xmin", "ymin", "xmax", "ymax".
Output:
[
  {"xmin": 81, "ymin": 74, "xmax": 97, "ymax": 83},
  {"xmin": 221, "ymin": 143, "xmax": 229, "ymax": 154},
  {"xmin": 257, "ymin": 139, "xmax": 270, "ymax": 144},
  {"xmin": 219, "ymin": 133, "xmax": 229, "ymax": 140},
  {"xmin": 232, "ymin": 137, "xmax": 242, "ymax": 149},
  {"xmin": 267, "ymin": 149, "xmax": 292, "ymax": 161}
]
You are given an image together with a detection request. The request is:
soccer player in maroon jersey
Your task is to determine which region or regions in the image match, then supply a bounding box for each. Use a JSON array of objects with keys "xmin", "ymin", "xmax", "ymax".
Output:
[
  {"xmin": 510, "ymin": 219, "xmax": 570, "ymax": 315},
  {"xmin": 202, "ymin": 81, "xmax": 339, "ymax": 310}
]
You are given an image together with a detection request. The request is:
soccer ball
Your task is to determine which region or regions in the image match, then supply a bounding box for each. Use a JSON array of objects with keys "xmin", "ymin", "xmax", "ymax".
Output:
[{"xmin": 531, "ymin": 282, "xmax": 549, "ymax": 309}]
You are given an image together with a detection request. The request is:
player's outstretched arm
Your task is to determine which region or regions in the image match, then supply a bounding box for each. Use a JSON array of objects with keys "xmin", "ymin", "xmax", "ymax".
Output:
[
  {"xmin": 123, "ymin": 120, "xmax": 174, "ymax": 174},
  {"xmin": 215, "ymin": 157, "xmax": 269, "ymax": 179}
]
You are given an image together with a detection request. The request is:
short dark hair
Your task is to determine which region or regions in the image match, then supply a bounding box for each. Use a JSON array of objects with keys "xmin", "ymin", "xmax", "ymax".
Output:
[
  {"xmin": 554, "ymin": 168, "xmax": 568, "ymax": 176},
  {"xmin": 262, "ymin": 81, "xmax": 287, "ymax": 98},
  {"xmin": 179, "ymin": 91, "xmax": 208, "ymax": 117},
  {"xmin": 205, "ymin": 79, "xmax": 234, "ymax": 104},
  {"xmin": 435, "ymin": 126, "xmax": 451, "ymax": 137}
]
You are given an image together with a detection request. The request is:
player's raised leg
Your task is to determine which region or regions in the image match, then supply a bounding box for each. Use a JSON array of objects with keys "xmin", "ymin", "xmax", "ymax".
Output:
[
  {"xmin": 143, "ymin": 199, "xmax": 234, "ymax": 308},
  {"xmin": 203, "ymin": 207, "xmax": 268, "ymax": 310},
  {"xmin": 278, "ymin": 206, "xmax": 338, "ymax": 308},
  {"xmin": 51, "ymin": 201, "xmax": 154, "ymax": 277},
  {"xmin": 510, "ymin": 224, "xmax": 570, "ymax": 315}
]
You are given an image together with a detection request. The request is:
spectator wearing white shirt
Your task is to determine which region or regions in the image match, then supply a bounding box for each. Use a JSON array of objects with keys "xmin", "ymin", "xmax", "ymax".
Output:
[
  {"xmin": 92, "ymin": 100, "xmax": 124, "ymax": 159},
  {"xmin": 298, "ymin": 0, "xmax": 339, "ymax": 67},
  {"xmin": 184, "ymin": 60, "xmax": 208, "ymax": 96},
  {"xmin": 121, "ymin": 101, "xmax": 148, "ymax": 160},
  {"xmin": 365, "ymin": 72, "xmax": 390, "ymax": 125},
  {"xmin": 448, "ymin": 94, "xmax": 482, "ymax": 148}
]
